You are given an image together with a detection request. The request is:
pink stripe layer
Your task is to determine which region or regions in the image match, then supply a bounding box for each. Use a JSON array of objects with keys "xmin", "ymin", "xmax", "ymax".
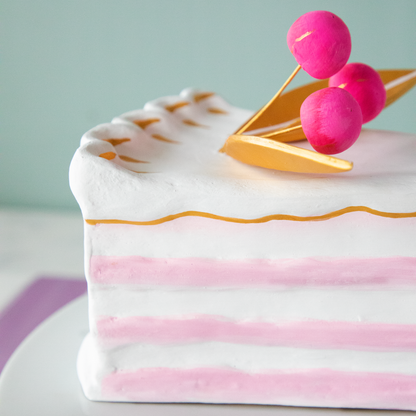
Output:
[
  {"xmin": 90, "ymin": 256, "xmax": 416, "ymax": 286},
  {"xmin": 102, "ymin": 367, "xmax": 416, "ymax": 409},
  {"xmin": 96, "ymin": 315, "xmax": 416, "ymax": 351}
]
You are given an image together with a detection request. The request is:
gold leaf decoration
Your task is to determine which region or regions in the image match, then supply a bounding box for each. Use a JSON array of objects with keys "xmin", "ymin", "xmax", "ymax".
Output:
[
  {"xmin": 221, "ymin": 135, "xmax": 352, "ymax": 174},
  {"xmin": 221, "ymin": 69, "xmax": 416, "ymax": 174},
  {"xmin": 242, "ymin": 69, "xmax": 415, "ymax": 137}
]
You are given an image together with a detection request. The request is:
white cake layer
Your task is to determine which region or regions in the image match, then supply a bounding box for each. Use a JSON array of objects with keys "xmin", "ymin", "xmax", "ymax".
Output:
[
  {"xmin": 78, "ymin": 335, "xmax": 416, "ymax": 408},
  {"xmin": 84, "ymin": 337, "xmax": 416, "ymax": 375},
  {"xmin": 85, "ymin": 213, "xmax": 416, "ymax": 259},
  {"xmin": 88, "ymin": 286, "xmax": 416, "ymax": 325},
  {"xmin": 69, "ymin": 89, "xmax": 416, "ymax": 223}
]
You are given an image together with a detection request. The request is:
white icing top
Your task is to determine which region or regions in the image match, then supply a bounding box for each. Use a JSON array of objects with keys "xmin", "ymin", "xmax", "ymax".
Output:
[{"xmin": 69, "ymin": 88, "xmax": 416, "ymax": 222}]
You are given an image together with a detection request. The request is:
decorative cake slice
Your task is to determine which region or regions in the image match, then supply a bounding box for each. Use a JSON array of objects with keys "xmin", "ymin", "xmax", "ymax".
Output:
[{"xmin": 70, "ymin": 80, "xmax": 416, "ymax": 409}]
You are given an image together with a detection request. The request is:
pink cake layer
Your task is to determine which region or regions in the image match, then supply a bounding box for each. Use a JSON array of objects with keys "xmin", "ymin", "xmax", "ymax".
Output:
[
  {"xmin": 90, "ymin": 256, "xmax": 416, "ymax": 287},
  {"xmin": 96, "ymin": 315, "xmax": 416, "ymax": 352},
  {"xmin": 102, "ymin": 367, "xmax": 416, "ymax": 409}
]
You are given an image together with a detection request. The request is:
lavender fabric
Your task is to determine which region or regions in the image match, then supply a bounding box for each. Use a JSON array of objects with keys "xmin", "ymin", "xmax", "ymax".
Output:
[{"xmin": 0, "ymin": 277, "xmax": 86, "ymax": 373}]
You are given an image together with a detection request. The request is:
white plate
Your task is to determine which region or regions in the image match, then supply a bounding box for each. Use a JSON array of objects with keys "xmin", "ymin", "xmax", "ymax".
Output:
[{"xmin": 0, "ymin": 295, "xmax": 412, "ymax": 416}]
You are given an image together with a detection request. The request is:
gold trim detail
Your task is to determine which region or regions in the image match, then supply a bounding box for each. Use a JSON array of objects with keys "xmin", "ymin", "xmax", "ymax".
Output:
[
  {"xmin": 99, "ymin": 152, "xmax": 116, "ymax": 160},
  {"xmin": 182, "ymin": 119, "xmax": 209, "ymax": 128},
  {"xmin": 207, "ymin": 107, "xmax": 228, "ymax": 115},
  {"xmin": 133, "ymin": 118, "xmax": 161, "ymax": 129},
  {"xmin": 119, "ymin": 155, "xmax": 149, "ymax": 163},
  {"xmin": 104, "ymin": 138, "xmax": 131, "ymax": 146},
  {"xmin": 165, "ymin": 101, "xmax": 190, "ymax": 112},
  {"xmin": 85, "ymin": 207, "xmax": 416, "ymax": 227},
  {"xmin": 151, "ymin": 134, "xmax": 179, "ymax": 144},
  {"xmin": 194, "ymin": 92, "xmax": 215, "ymax": 102}
]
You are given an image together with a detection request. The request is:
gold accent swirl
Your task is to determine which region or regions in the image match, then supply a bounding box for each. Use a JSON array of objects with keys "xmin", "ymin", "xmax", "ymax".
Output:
[
  {"xmin": 208, "ymin": 107, "xmax": 228, "ymax": 115},
  {"xmin": 119, "ymin": 155, "xmax": 148, "ymax": 163},
  {"xmin": 182, "ymin": 119, "xmax": 209, "ymax": 128},
  {"xmin": 165, "ymin": 101, "xmax": 190, "ymax": 112},
  {"xmin": 134, "ymin": 118, "xmax": 161, "ymax": 129},
  {"xmin": 151, "ymin": 134, "xmax": 178, "ymax": 144},
  {"xmin": 104, "ymin": 138, "xmax": 131, "ymax": 146},
  {"xmin": 85, "ymin": 207, "xmax": 416, "ymax": 227},
  {"xmin": 99, "ymin": 152, "xmax": 116, "ymax": 160},
  {"xmin": 194, "ymin": 92, "xmax": 215, "ymax": 102}
]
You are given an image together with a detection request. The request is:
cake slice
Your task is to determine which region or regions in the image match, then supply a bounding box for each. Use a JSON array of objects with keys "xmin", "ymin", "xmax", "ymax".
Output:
[{"xmin": 70, "ymin": 87, "xmax": 416, "ymax": 409}]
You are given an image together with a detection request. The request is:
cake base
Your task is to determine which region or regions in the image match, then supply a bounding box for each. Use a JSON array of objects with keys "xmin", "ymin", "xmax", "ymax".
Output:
[{"xmin": 78, "ymin": 333, "xmax": 416, "ymax": 409}]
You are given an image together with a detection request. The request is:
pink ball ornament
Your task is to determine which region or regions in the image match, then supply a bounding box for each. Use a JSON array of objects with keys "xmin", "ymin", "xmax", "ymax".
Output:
[
  {"xmin": 329, "ymin": 62, "xmax": 387, "ymax": 123},
  {"xmin": 300, "ymin": 87, "xmax": 363, "ymax": 155},
  {"xmin": 287, "ymin": 11, "xmax": 351, "ymax": 79}
]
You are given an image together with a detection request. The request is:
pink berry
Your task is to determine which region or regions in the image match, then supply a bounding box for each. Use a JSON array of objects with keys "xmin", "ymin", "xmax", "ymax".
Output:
[
  {"xmin": 287, "ymin": 11, "xmax": 351, "ymax": 79},
  {"xmin": 300, "ymin": 87, "xmax": 363, "ymax": 155},
  {"xmin": 329, "ymin": 63, "xmax": 386, "ymax": 123}
]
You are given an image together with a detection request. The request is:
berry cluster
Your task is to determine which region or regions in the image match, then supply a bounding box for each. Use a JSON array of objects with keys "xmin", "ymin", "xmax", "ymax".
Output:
[{"xmin": 287, "ymin": 11, "xmax": 386, "ymax": 155}]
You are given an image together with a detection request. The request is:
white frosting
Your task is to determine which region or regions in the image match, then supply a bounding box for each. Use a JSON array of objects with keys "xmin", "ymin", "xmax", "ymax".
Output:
[
  {"xmin": 87, "ymin": 214, "xmax": 416, "ymax": 259},
  {"xmin": 89, "ymin": 286, "xmax": 416, "ymax": 325},
  {"xmin": 87, "ymin": 339, "xmax": 416, "ymax": 375},
  {"xmin": 69, "ymin": 89, "xmax": 416, "ymax": 222}
]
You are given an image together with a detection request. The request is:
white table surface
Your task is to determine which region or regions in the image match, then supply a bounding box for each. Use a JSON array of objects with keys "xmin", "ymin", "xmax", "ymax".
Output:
[{"xmin": 0, "ymin": 207, "xmax": 85, "ymax": 311}]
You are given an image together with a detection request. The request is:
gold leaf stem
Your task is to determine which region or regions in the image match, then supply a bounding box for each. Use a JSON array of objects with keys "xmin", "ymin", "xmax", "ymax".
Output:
[
  {"xmin": 235, "ymin": 64, "xmax": 302, "ymax": 135},
  {"xmin": 262, "ymin": 124, "xmax": 303, "ymax": 139}
]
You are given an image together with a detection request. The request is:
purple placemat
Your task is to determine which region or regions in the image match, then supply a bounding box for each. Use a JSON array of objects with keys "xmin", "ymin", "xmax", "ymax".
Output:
[{"xmin": 0, "ymin": 277, "xmax": 87, "ymax": 373}]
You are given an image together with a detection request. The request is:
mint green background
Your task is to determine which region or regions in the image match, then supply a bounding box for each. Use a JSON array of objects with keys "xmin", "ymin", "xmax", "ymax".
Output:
[{"xmin": 1, "ymin": 0, "xmax": 415, "ymax": 211}]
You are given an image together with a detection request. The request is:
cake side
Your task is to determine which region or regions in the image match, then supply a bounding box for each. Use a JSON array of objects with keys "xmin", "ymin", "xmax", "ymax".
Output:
[
  {"xmin": 71, "ymin": 90, "xmax": 416, "ymax": 409},
  {"xmin": 79, "ymin": 235, "xmax": 416, "ymax": 408},
  {"xmin": 78, "ymin": 198, "xmax": 416, "ymax": 408}
]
